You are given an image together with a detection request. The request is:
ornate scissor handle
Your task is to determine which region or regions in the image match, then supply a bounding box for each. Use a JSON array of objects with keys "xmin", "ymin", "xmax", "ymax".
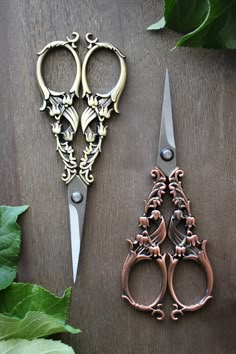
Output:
[
  {"xmin": 79, "ymin": 33, "xmax": 127, "ymax": 185},
  {"xmin": 36, "ymin": 32, "xmax": 81, "ymax": 184},
  {"xmin": 167, "ymin": 168, "xmax": 214, "ymax": 320},
  {"xmin": 36, "ymin": 32, "xmax": 127, "ymax": 186},
  {"xmin": 122, "ymin": 167, "xmax": 214, "ymax": 320},
  {"xmin": 121, "ymin": 168, "xmax": 168, "ymax": 320},
  {"xmin": 36, "ymin": 32, "xmax": 81, "ymax": 104}
]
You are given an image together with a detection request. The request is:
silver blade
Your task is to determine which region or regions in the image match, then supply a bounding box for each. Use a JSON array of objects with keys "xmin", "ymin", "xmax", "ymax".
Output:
[
  {"xmin": 68, "ymin": 175, "xmax": 88, "ymax": 283},
  {"xmin": 157, "ymin": 69, "xmax": 177, "ymax": 176}
]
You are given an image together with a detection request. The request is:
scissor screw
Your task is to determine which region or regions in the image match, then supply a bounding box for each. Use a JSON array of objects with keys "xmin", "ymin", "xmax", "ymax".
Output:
[
  {"xmin": 160, "ymin": 148, "xmax": 174, "ymax": 162},
  {"xmin": 71, "ymin": 192, "xmax": 83, "ymax": 203}
]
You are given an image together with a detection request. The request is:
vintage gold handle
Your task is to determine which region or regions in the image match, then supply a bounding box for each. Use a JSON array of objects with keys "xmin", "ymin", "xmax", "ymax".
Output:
[
  {"xmin": 36, "ymin": 32, "xmax": 81, "ymax": 184},
  {"xmin": 36, "ymin": 32, "xmax": 127, "ymax": 186},
  {"xmin": 82, "ymin": 33, "xmax": 127, "ymax": 112},
  {"xmin": 79, "ymin": 33, "xmax": 127, "ymax": 186},
  {"xmin": 36, "ymin": 32, "xmax": 81, "ymax": 104}
]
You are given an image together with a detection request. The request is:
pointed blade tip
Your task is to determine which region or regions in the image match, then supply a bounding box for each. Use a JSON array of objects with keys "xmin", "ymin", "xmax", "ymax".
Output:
[
  {"xmin": 72, "ymin": 258, "xmax": 78, "ymax": 284},
  {"xmin": 73, "ymin": 272, "xmax": 77, "ymax": 284}
]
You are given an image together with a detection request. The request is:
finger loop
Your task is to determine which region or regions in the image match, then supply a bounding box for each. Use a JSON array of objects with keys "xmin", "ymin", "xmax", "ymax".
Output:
[
  {"xmin": 82, "ymin": 33, "xmax": 127, "ymax": 113},
  {"xmin": 168, "ymin": 167, "xmax": 214, "ymax": 319},
  {"xmin": 36, "ymin": 33, "xmax": 81, "ymax": 184},
  {"xmin": 36, "ymin": 32, "xmax": 81, "ymax": 106},
  {"xmin": 121, "ymin": 167, "xmax": 168, "ymax": 320},
  {"xmin": 121, "ymin": 252, "xmax": 167, "ymax": 320},
  {"xmin": 168, "ymin": 246, "xmax": 214, "ymax": 320}
]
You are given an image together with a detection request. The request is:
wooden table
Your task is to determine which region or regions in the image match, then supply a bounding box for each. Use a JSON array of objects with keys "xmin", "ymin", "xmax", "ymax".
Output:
[{"xmin": 0, "ymin": 1, "xmax": 235, "ymax": 353}]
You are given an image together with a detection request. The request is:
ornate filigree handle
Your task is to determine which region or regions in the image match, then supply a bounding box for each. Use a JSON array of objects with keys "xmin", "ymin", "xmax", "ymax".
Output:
[
  {"xmin": 37, "ymin": 32, "xmax": 126, "ymax": 185},
  {"xmin": 79, "ymin": 33, "xmax": 127, "ymax": 185},
  {"xmin": 121, "ymin": 167, "xmax": 168, "ymax": 320},
  {"xmin": 122, "ymin": 167, "xmax": 214, "ymax": 321},
  {"xmin": 168, "ymin": 168, "xmax": 214, "ymax": 320},
  {"xmin": 36, "ymin": 32, "xmax": 81, "ymax": 184}
]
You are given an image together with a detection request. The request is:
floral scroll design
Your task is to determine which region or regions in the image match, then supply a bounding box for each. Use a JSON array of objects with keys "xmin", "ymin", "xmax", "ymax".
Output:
[
  {"xmin": 122, "ymin": 167, "xmax": 214, "ymax": 321},
  {"xmin": 121, "ymin": 167, "xmax": 168, "ymax": 320},
  {"xmin": 79, "ymin": 34, "xmax": 126, "ymax": 186},
  {"xmin": 37, "ymin": 33, "xmax": 80, "ymax": 184},
  {"xmin": 44, "ymin": 93, "xmax": 79, "ymax": 184},
  {"xmin": 37, "ymin": 32, "xmax": 126, "ymax": 186},
  {"xmin": 168, "ymin": 168, "xmax": 214, "ymax": 320},
  {"xmin": 78, "ymin": 95, "xmax": 112, "ymax": 185}
]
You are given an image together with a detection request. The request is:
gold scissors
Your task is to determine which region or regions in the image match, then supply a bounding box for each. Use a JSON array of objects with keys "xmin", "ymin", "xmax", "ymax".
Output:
[
  {"xmin": 121, "ymin": 70, "xmax": 213, "ymax": 320},
  {"xmin": 36, "ymin": 32, "xmax": 127, "ymax": 283}
]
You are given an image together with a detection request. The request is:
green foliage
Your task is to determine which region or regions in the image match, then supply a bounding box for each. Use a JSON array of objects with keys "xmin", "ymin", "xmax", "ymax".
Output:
[
  {"xmin": 0, "ymin": 339, "xmax": 75, "ymax": 353},
  {"xmin": 0, "ymin": 206, "xmax": 28, "ymax": 290},
  {"xmin": 0, "ymin": 284, "xmax": 80, "ymax": 340},
  {"xmin": 0, "ymin": 206, "xmax": 79, "ymax": 352},
  {"xmin": 148, "ymin": 0, "xmax": 236, "ymax": 49}
]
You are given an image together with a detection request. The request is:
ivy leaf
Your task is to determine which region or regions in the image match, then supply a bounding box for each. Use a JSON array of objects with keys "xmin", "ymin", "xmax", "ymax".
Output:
[
  {"xmin": 0, "ymin": 339, "xmax": 75, "ymax": 353},
  {"xmin": 0, "ymin": 205, "xmax": 28, "ymax": 290},
  {"xmin": 0, "ymin": 283, "xmax": 80, "ymax": 340},
  {"xmin": 148, "ymin": 0, "xmax": 236, "ymax": 49}
]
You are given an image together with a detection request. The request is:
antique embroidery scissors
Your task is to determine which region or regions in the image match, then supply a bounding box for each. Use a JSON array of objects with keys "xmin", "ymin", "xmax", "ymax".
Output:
[
  {"xmin": 121, "ymin": 70, "xmax": 213, "ymax": 320},
  {"xmin": 36, "ymin": 32, "xmax": 127, "ymax": 283}
]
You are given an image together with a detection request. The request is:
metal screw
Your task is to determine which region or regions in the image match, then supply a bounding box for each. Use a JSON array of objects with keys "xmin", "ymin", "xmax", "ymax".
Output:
[
  {"xmin": 71, "ymin": 192, "xmax": 83, "ymax": 203},
  {"xmin": 160, "ymin": 148, "xmax": 174, "ymax": 161}
]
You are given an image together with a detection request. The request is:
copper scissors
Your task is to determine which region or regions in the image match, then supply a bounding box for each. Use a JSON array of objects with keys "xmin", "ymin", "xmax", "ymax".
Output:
[
  {"xmin": 121, "ymin": 70, "xmax": 213, "ymax": 320},
  {"xmin": 36, "ymin": 32, "xmax": 127, "ymax": 283}
]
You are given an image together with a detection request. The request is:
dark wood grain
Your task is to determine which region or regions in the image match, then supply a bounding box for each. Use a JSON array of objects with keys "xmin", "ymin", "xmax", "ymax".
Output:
[{"xmin": 0, "ymin": 0, "xmax": 236, "ymax": 353}]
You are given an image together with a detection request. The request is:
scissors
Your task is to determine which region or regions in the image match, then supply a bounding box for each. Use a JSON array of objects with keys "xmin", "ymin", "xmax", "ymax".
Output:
[
  {"xmin": 121, "ymin": 70, "xmax": 213, "ymax": 320},
  {"xmin": 36, "ymin": 32, "xmax": 127, "ymax": 283}
]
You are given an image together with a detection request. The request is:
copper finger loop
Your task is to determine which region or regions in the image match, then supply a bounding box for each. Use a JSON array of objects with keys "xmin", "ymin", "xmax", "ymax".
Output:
[
  {"xmin": 121, "ymin": 167, "xmax": 168, "ymax": 320},
  {"xmin": 121, "ymin": 167, "xmax": 214, "ymax": 321},
  {"xmin": 167, "ymin": 167, "xmax": 214, "ymax": 320}
]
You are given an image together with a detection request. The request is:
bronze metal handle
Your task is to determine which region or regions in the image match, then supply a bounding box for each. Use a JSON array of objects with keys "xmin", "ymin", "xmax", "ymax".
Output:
[
  {"xmin": 167, "ymin": 167, "xmax": 214, "ymax": 320},
  {"xmin": 121, "ymin": 251, "xmax": 167, "ymax": 320},
  {"xmin": 121, "ymin": 168, "xmax": 168, "ymax": 320},
  {"xmin": 121, "ymin": 167, "xmax": 214, "ymax": 320},
  {"xmin": 168, "ymin": 244, "xmax": 214, "ymax": 320}
]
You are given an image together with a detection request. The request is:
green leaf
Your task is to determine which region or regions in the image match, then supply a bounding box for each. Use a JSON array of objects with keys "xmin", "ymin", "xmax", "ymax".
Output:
[
  {"xmin": 0, "ymin": 283, "xmax": 80, "ymax": 340},
  {"xmin": 176, "ymin": 0, "xmax": 236, "ymax": 48},
  {"xmin": 0, "ymin": 312, "xmax": 79, "ymax": 340},
  {"xmin": 149, "ymin": 0, "xmax": 236, "ymax": 49},
  {"xmin": 0, "ymin": 339, "xmax": 75, "ymax": 353},
  {"xmin": 164, "ymin": 0, "xmax": 208, "ymax": 33},
  {"xmin": 0, "ymin": 206, "xmax": 28, "ymax": 290},
  {"xmin": 148, "ymin": 1, "xmax": 208, "ymax": 32}
]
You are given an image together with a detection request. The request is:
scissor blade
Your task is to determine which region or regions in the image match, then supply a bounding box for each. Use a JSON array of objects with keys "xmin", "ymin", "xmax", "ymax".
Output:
[
  {"xmin": 157, "ymin": 69, "xmax": 177, "ymax": 176},
  {"xmin": 68, "ymin": 175, "xmax": 88, "ymax": 283}
]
